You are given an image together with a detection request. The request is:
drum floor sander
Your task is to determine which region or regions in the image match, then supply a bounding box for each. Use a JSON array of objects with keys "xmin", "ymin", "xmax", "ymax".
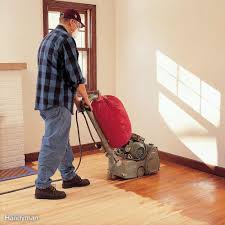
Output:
[
  {"xmin": 84, "ymin": 93, "xmax": 160, "ymax": 180},
  {"xmin": 0, "ymin": 93, "xmax": 160, "ymax": 196}
]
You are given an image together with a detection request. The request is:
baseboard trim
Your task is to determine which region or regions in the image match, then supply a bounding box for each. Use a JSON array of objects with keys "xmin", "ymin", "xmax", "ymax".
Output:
[
  {"xmin": 25, "ymin": 143, "xmax": 100, "ymax": 162},
  {"xmin": 25, "ymin": 145, "xmax": 225, "ymax": 178},
  {"xmin": 159, "ymin": 151, "xmax": 225, "ymax": 178}
]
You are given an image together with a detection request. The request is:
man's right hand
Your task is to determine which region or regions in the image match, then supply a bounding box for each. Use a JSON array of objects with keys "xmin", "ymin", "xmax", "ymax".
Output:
[
  {"xmin": 82, "ymin": 97, "xmax": 93, "ymax": 111},
  {"xmin": 76, "ymin": 84, "xmax": 93, "ymax": 111}
]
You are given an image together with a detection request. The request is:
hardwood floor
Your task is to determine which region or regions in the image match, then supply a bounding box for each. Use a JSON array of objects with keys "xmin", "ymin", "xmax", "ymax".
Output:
[
  {"xmin": 0, "ymin": 151, "xmax": 224, "ymax": 225},
  {"xmin": 115, "ymin": 160, "xmax": 225, "ymax": 225}
]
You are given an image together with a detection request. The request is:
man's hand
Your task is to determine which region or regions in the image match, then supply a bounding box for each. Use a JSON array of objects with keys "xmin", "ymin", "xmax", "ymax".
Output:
[
  {"xmin": 74, "ymin": 96, "xmax": 82, "ymax": 112},
  {"xmin": 82, "ymin": 97, "xmax": 93, "ymax": 111},
  {"xmin": 74, "ymin": 95, "xmax": 93, "ymax": 112},
  {"xmin": 76, "ymin": 84, "xmax": 93, "ymax": 111}
]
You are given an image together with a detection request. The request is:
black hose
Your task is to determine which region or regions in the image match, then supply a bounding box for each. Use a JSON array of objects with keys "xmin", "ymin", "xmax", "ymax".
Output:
[
  {"xmin": 74, "ymin": 109, "xmax": 83, "ymax": 172},
  {"xmin": 81, "ymin": 111, "xmax": 101, "ymax": 149}
]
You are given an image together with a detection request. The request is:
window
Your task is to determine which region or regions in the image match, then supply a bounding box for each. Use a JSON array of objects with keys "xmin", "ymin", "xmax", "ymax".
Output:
[{"xmin": 43, "ymin": 0, "xmax": 97, "ymax": 93}]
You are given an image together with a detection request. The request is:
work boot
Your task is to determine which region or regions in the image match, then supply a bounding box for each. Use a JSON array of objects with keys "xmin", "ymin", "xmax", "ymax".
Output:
[
  {"xmin": 62, "ymin": 174, "xmax": 90, "ymax": 189},
  {"xmin": 35, "ymin": 185, "xmax": 66, "ymax": 200}
]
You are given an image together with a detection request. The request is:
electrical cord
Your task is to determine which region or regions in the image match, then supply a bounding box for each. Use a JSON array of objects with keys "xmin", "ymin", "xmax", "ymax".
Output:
[
  {"xmin": 81, "ymin": 111, "xmax": 101, "ymax": 149},
  {"xmin": 0, "ymin": 109, "xmax": 97, "ymax": 196}
]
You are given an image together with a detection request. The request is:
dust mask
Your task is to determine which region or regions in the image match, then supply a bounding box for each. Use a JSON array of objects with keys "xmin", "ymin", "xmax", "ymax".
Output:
[{"xmin": 72, "ymin": 29, "xmax": 79, "ymax": 39}]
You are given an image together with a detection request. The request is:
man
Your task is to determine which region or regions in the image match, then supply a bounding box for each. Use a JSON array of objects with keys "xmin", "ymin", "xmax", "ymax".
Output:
[{"xmin": 34, "ymin": 9, "xmax": 92, "ymax": 200}]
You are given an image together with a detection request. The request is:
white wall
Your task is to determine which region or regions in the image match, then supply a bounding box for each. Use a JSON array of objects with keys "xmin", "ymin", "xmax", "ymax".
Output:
[
  {"xmin": 1, "ymin": 0, "xmax": 224, "ymax": 169},
  {"xmin": 115, "ymin": 0, "xmax": 225, "ymax": 168},
  {"xmin": 0, "ymin": 0, "xmax": 115, "ymax": 154}
]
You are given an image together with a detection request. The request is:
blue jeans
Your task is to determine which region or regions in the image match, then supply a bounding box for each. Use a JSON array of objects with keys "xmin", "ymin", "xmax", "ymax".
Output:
[{"xmin": 35, "ymin": 106, "xmax": 76, "ymax": 189}]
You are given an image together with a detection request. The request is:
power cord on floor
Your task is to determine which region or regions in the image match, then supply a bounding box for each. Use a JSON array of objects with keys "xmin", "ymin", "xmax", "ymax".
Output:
[{"xmin": 0, "ymin": 109, "xmax": 100, "ymax": 196}]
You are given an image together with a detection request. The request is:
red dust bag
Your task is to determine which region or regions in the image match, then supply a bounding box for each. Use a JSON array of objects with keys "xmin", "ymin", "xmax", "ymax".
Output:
[{"xmin": 91, "ymin": 95, "xmax": 132, "ymax": 148}]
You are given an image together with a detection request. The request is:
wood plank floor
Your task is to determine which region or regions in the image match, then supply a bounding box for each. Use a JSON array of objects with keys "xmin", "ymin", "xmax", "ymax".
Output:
[{"xmin": 0, "ymin": 151, "xmax": 224, "ymax": 225}]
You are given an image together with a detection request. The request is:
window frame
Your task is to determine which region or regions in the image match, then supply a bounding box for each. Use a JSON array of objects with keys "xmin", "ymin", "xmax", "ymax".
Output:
[{"xmin": 43, "ymin": 0, "xmax": 97, "ymax": 93}]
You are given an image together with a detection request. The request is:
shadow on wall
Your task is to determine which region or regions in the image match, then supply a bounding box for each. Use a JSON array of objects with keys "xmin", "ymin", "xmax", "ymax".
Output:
[{"xmin": 156, "ymin": 50, "xmax": 224, "ymax": 167}]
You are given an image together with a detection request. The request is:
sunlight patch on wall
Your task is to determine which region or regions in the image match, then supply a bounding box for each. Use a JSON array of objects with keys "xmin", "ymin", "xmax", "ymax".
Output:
[
  {"xmin": 156, "ymin": 50, "xmax": 221, "ymax": 127},
  {"xmin": 156, "ymin": 51, "xmax": 177, "ymax": 95},
  {"xmin": 180, "ymin": 136, "xmax": 218, "ymax": 166},
  {"xmin": 159, "ymin": 93, "xmax": 218, "ymax": 165}
]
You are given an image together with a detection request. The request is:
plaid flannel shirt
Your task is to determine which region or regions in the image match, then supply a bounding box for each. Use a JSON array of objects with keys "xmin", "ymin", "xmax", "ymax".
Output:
[{"xmin": 35, "ymin": 25, "xmax": 85, "ymax": 114}]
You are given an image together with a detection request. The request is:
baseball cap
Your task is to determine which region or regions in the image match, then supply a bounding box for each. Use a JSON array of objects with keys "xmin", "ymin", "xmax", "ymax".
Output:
[{"xmin": 60, "ymin": 9, "xmax": 85, "ymax": 28}]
